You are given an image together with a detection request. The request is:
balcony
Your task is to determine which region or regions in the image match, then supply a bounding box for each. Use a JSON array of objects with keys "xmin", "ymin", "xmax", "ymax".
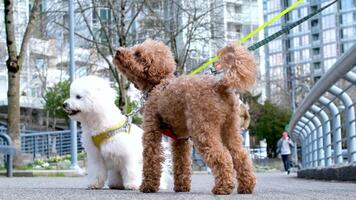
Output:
[
  {"xmin": 314, "ymin": 68, "xmax": 323, "ymax": 76},
  {"xmin": 226, "ymin": 31, "xmax": 241, "ymax": 40},
  {"xmin": 226, "ymin": 13, "xmax": 243, "ymax": 23},
  {"xmin": 225, "ymin": 0, "xmax": 242, "ymax": 4}
]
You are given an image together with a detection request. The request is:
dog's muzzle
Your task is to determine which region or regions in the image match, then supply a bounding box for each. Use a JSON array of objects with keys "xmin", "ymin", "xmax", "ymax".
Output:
[{"xmin": 63, "ymin": 102, "xmax": 80, "ymax": 116}]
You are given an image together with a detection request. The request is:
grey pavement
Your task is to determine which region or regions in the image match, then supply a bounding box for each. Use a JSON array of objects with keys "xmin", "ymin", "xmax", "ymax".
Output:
[{"xmin": 0, "ymin": 172, "xmax": 356, "ymax": 200}]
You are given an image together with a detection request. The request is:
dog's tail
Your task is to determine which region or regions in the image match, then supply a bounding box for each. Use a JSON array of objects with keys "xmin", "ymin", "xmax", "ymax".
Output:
[{"xmin": 215, "ymin": 43, "xmax": 256, "ymax": 92}]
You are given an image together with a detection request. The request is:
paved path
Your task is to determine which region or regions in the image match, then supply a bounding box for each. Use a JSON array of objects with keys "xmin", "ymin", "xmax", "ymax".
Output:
[{"xmin": 0, "ymin": 172, "xmax": 355, "ymax": 200}]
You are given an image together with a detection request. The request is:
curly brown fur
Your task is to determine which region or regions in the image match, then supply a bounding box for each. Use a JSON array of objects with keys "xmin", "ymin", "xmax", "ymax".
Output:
[
  {"xmin": 239, "ymin": 100, "xmax": 251, "ymax": 130},
  {"xmin": 113, "ymin": 39, "xmax": 257, "ymax": 195},
  {"xmin": 172, "ymin": 139, "xmax": 192, "ymax": 192},
  {"xmin": 222, "ymin": 96, "xmax": 256, "ymax": 194}
]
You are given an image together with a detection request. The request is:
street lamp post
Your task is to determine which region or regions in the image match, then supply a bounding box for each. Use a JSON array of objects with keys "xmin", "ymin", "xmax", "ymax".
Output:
[{"xmin": 69, "ymin": 0, "xmax": 79, "ymax": 170}]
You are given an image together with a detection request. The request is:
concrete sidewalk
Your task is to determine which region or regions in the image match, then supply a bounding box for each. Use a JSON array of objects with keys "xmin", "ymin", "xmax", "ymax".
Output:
[{"xmin": 0, "ymin": 172, "xmax": 355, "ymax": 200}]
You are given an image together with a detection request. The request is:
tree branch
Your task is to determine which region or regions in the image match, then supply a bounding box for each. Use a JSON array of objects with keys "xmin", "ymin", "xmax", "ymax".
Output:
[
  {"xmin": 17, "ymin": 0, "xmax": 41, "ymax": 68},
  {"xmin": 76, "ymin": 0, "xmax": 119, "ymax": 83}
]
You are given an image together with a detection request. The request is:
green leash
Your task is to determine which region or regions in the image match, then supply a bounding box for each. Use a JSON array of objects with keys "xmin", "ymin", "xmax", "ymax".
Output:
[
  {"xmin": 248, "ymin": 0, "xmax": 338, "ymax": 51},
  {"xmin": 189, "ymin": 0, "xmax": 338, "ymax": 75},
  {"xmin": 189, "ymin": 0, "xmax": 305, "ymax": 75}
]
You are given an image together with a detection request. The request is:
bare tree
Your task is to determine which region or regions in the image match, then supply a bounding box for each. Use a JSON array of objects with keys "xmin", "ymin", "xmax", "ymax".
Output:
[
  {"xmin": 142, "ymin": 0, "xmax": 224, "ymax": 74},
  {"xmin": 4, "ymin": 0, "xmax": 41, "ymax": 165},
  {"xmin": 42, "ymin": 0, "xmax": 221, "ymax": 111},
  {"xmin": 71, "ymin": 0, "xmax": 147, "ymax": 112}
]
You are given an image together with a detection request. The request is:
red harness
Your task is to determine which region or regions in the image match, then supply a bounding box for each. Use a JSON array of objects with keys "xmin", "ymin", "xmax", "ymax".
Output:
[{"xmin": 162, "ymin": 129, "xmax": 178, "ymax": 140}]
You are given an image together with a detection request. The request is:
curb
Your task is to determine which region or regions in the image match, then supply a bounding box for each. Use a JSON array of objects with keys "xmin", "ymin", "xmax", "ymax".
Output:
[
  {"xmin": 0, "ymin": 169, "xmax": 85, "ymax": 177},
  {"xmin": 297, "ymin": 164, "xmax": 356, "ymax": 181}
]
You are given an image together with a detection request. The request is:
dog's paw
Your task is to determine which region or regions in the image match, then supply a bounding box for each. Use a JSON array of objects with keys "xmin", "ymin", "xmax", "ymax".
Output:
[
  {"xmin": 237, "ymin": 185, "xmax": 254, "ymax": 194},
  {"xmin": 140, "ymin": 183, "xmax": 159, "ymax": 193},
  {"xmin": 87, "ymin": 181, "xmax": 105, "ymax": 190},
  {"xmin": 124, "ymin": 183, "xmax": 140, "ymax": 190},
  {"xmin": 211, "ymin": 183, "xmax": 234, "ymax": 195},
  {"xmin": 174, "ymin": 185, "xmax": 190, "ymax": 193}
]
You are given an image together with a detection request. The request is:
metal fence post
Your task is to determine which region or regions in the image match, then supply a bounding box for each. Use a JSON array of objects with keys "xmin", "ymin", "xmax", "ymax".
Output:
[
  {"xmin": 300, "ymin": 124, "xmax": 311, "ymax": 167},
  {"xmin": 311, "ymin": 105, "xmax": 332, "ymax": 166},
  {"xmin": 295, "ymin": 126, "xmax": 307, "ymax": 168},
  {"xmin": 301, "ymin": 117, "xmax": 318, "ymax": 167},
  {"xmin": 299, "ymin": 121, "xmax": 313, "ymax": 167},
  {"xmin": 329, "ymin": 85, "xmax": 356, "ymax": 163},
  {"xmin": 319, "ymin": 96, "xmax": 343, "ymax": 165},
  {"xmin": 305, "ymin": 111, "xmax": 325, "ymax": 167},
  {"xmin": 300, "ymin": 129, "xmax": 308, "ymax": 168}
]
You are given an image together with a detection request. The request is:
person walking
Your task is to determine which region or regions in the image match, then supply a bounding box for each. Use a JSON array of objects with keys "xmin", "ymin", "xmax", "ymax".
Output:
[{"xmin": 277, "ymin": 131, "xmax": 294, "ymax": 175}]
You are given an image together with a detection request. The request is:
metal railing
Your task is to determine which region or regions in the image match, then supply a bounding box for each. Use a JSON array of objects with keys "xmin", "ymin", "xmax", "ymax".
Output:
[
  {"xmin": 288, "ymin": 44, "xmax": 356, "ymax": 169},
  {"xmin": 0, "ymin": 127, "xmax": 83, "ymax": 160},
  {"xmin": 21, "ymin": 130, "xmax": 84, "ymax": 159}
]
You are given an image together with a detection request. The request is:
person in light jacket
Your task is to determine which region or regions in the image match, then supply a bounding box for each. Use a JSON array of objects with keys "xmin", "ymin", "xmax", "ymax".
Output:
[{"xmin": 277, "ymin": 131, "xmax": 294, "ymax": 175}]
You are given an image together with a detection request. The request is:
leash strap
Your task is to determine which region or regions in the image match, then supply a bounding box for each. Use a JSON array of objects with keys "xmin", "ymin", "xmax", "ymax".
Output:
[
  {"xmin": 189, "ymin": 0, "xmax": 338, "ymax": 75},
  {"xmin": 189, "ymin": 0, "xmax": 305, "ymax": 75}
]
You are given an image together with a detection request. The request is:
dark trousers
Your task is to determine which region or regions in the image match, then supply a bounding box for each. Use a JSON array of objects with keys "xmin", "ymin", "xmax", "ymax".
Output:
[{"xmin": 281, "ymin": 154, "xmax": 291, "ymax": 172}]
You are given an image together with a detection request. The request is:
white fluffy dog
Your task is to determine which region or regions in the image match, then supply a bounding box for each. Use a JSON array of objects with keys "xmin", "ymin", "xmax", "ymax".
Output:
[{"xmin": 63, "ymin": 76, "xmax": 170, "ymax": 190}]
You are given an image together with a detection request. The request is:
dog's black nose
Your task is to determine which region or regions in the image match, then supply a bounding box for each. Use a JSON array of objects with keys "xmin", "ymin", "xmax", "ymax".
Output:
[{"xmin": 63, "ymin": 102, "xmax": 68, "ymax": 109}]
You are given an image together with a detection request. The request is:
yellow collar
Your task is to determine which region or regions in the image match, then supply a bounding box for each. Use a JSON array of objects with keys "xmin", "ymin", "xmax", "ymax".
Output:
[{"xmin": 92, "ymin": 118, "xmax": 129, "ymax": 148}]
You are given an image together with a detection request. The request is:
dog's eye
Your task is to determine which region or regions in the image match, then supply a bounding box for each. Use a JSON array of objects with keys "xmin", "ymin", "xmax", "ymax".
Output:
[
  {"xmin": 76, "ymin": 95, "xmax": 82, "ymax": 99},
  {"xmin": 134, "ymin": 51, "xmax": 141, "ymax": 59}
]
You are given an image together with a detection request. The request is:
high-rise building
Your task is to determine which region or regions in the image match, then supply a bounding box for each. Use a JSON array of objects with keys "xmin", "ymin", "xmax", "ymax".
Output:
[
  {"xmin": 207, "ymin": 0, "xmax": 264, "ymax": 99},
  {"xmin": 263, "ymin": 0, "xmax": 356, "ymax": 109}
]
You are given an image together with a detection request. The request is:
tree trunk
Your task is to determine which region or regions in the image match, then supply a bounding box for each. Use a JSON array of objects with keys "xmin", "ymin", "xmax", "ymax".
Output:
[
  {"xmin": 7, "ymin": 71, "xmax": 23, "ymax": 165},
  {"xmin": 4, "ymin": 0, "xmax": 40, "ymax": 166},
  {"xmin": 118, "ymin": 0, "xmax": 129, "ymax": 112}
]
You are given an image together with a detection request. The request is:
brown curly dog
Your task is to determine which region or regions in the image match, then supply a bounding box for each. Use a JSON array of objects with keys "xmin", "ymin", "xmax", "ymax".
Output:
[{"xmin": 113, "ymin": 39, "xmax": 256, "ymax": 195}]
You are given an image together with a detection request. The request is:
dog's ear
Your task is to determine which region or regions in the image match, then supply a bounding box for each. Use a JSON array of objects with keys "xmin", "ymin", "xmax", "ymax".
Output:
[{"xmin": 140, "ymin": 40, "xmax": 176, "ymax": 83}]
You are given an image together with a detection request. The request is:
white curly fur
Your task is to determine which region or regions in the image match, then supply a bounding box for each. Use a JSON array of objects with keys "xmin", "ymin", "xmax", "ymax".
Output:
[{"xmin": 64, "ymin": 76, "xmax": 171, "ymax": 190}]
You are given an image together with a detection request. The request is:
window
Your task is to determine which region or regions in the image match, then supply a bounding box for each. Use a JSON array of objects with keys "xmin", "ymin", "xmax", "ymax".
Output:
[
  {"xmin": 286, "ymin": 39, "xmax": 291, "ymax": 48},
  {"xmin": 226, "ymin": 3, "xmax": 241, "ymax": 14},
  {"xmin": 270, "ymin": 66, "xmax": 283, "ymax": 80},
  {"xmin": 322, "ymin": 15, "xmax": 335, "ymax": 28},
  {"xmin": 35, "ymin": 58, "xmax": 47, "ymax": 70},
  {"xmin": 311, "ymin": 19, "xmax": 319, "ymax": 27},
  {"xmin": 340, "ymin": 0, "xmax": 356, "ymax": 10},
  {"xmin": 314, "ymin": 62, "xmax": 321, "ymax": 70},
  {"xmin": 300, "ymin": 21, "xmax": 308, "ymax": 32},
  {"xmin": 300, "ymin": 7, "xmax": 307, "ymax": 17},
  {"xmin": 268, "ymin": 26, "xmax": 280, "ymax": 35},
  {"xmin": 322, "ymin": 1, "xmax": 337, "ymax": 14},
  {"xmin": 341, "ymin": 27, "xmax": 354, "ymax": 39},
  {"xmin": 267, "ymin": 0, "xmax": 281, "ymax": 12},
  {"xmin": 323, "ymin": 44, "xmax": 337, "ymax": 58},
  {"xmin": 301, "ymin": 35, "xmax": 309, "ymax": 46},
  {"xmin": 341, "ymin": 13, "xmax": 353, "ymax": 25},
  {"xmin": 294, "ymin": 51, "xmax": 300, "ymax": 61},
  {"xmin": 323, "ymin": 30, "xmax": 336, "ymax": 43},
  {"xmin": 269, "ymin": 53, "xmax": 283, "ymax": 66},
  {"xmin": 293, "ymin": 37, "xmax": 300, "ymax": 48},
  {"xmin": 310, "ymin": 5, "xmax": 318, "ymax": 13},
  {"xmin": 227, "ymin": 22, "xmax": 242, "ymax": 32},
  {"xmin": 268, "ymin": 40, "xmax": 282, "ymax": 53},
  {"xmin": 342, "ymin": 42, "xmax": 355, "ymax": 53},
  {"xmin": 312, "ymin": 33, "xmax": 319, "ymax": 41},
  {"xmin": 302, "ymin": 49, "xmax": 310, "ymax": 60},
  {"xmin": 312, "ymin": 48, "xmax": 320, "ymax": 56},
  {"xmin": 99, "ymin": 8, "xmax": 110, "ymax": 22}
]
